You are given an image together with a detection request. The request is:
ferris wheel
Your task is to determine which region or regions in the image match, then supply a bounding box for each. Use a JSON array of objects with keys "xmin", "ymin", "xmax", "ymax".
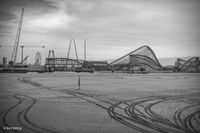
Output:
[{"xmin": 35, "ymin": 52, "xmax": 41, "ymax": 65}]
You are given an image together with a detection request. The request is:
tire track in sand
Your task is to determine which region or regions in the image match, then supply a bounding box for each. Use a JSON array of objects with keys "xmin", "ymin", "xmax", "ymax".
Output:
[
  {"xmin": 19, "ymin": 76, "xmax": 200, "ymax": 133},
  {"xmin": 0, "ymin": 93, "xmax": 61, "ymax": 133}
]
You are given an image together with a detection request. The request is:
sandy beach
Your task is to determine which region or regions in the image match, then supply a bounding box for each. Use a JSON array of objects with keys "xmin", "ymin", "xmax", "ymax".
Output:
[{"xmin": 0, "ymin": 72, "xmax": 200, "ymax": 133}]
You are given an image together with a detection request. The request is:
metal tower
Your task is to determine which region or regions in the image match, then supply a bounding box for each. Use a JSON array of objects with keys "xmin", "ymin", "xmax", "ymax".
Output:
[{"xmin": 67, "ymin": 39, "xmax": 78, "ymax": 62}]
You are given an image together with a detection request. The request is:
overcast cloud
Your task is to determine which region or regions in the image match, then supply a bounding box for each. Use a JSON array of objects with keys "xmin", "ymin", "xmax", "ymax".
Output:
[{"xmin": 0, "ymin": 0, "xmax": 200, "ymax": 64}]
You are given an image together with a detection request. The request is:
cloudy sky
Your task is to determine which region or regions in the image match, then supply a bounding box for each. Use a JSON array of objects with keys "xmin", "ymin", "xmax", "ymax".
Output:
[{"xmin": 0, "ymin": 0, "xmax": 200, "ymax": 64}]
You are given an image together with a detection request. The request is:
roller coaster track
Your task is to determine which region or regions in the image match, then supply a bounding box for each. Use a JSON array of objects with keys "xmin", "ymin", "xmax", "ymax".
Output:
[
  {"xmin": 111, "ymin": 46, "xmax": 161, "ymax": 66},
  {"xmin": 110, "ymin": 45, "xmax": 164, "ymax": 71},
  {"xmin": 17, "ymin": 76, "xmax": 200, "ymax": 133},
  {"xmin": 178, "ymin": 57, "xmax": 199, "ymax": 70},
  {"xmin": 113, "ymin": 62, "xmax": 162, "ymax": 72},
  {"xmin": 129, "ymin": 55, "xmax": 163, "ymax": 70},
  {"xmin": 46, "ymin": 57, "xmax": 84, "ymax": 65},
  {"xmin": 130, "ymin": 55, "xmax": 162, "ymax": 67},
  {"xmin": 113, "ymin": 55, "xmax": 161, "ymax": 68}
]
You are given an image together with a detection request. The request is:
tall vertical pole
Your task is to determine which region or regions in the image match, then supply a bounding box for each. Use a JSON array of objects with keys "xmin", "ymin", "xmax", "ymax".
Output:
[
  {"xmin": 78, "ymin": 75, "xmax": 80, "ymax": 90},
  {"xmin": 84, "ymin": 39, "xmax": 86, "ymax": 61}
]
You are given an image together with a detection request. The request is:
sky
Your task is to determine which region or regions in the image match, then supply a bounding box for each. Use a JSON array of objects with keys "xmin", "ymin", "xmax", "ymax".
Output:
[{"xmin": 0, "ymin": 0, "xmax": 200, "ymax": 65}]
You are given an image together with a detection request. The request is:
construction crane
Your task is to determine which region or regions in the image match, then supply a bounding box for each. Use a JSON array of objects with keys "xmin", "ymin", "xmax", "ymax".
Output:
[
  {"xmin": 0, "ymin": 45, "xmax": 45, "ymax": 65},
  {"xmin": 10, "ymin": 8, "xmax": 24, "ymax": 65}
]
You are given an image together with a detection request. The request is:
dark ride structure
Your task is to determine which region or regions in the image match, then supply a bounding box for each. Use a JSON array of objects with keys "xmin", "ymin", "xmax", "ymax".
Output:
[{"xmin": 110, "ymin": 45, "xmax": 166, "ymax": 73}]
